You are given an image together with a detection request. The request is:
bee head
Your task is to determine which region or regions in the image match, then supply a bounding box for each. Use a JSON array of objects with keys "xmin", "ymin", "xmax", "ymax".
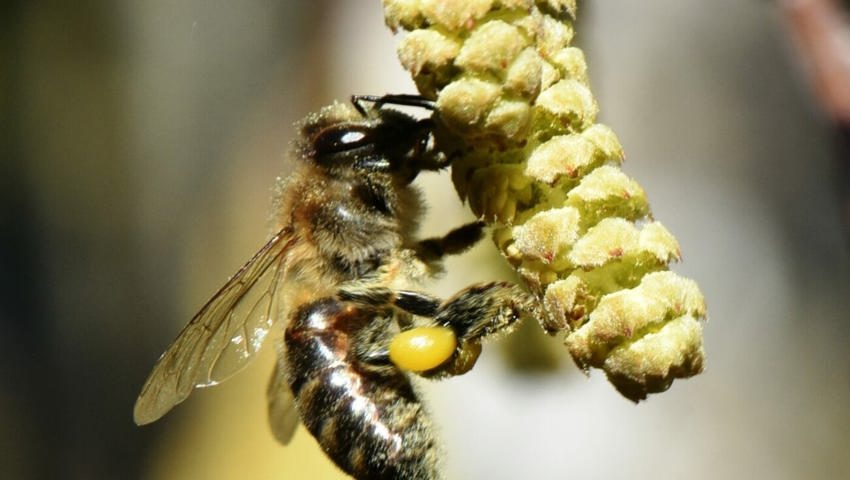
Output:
[{"xmin": 304, "ymin": 96, "xmax": 445, "ymax": 183}]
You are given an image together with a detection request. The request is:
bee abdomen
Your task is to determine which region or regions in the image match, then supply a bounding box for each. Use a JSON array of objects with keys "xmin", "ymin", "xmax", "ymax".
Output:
[{"xmin": 285, "ymin": 298, "xmax": 439, "ymax": 480}]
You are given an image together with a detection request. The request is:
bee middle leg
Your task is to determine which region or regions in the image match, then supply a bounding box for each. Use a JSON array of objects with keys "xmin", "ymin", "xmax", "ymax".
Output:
[
  {"xmin": 337, "ymin": 286, "xmax": 441, "ymax": 319},
  {"xmin": 335, "ymin": 221, "xmax": 485, "ymax": 313}
]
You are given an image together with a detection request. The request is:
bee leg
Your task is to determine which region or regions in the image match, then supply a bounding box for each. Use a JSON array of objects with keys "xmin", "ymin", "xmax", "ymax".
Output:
[
  {"xmin": 422, "ymin": 281, "xmax": 540, "ymax": 378},
  {"xmin": 338, "ymin": 286, "xmax": 441, "ymax": 317},
  {"xmin": 436, "ymin": 282, "xmax": 533, "ymax": 339},
  {"xmin": 350, "ymin": 312, "xmax": 399, "ymax": 369},
  {"xmin": 351, "ymin": 93, "xmax": 435, "ymax": 116},
  {"xmin": 415, "ymin": 221, "xmax": 485, "ymax": 262},
  {"xmin": 343, "ymin": 281, "xmax": 539, "ymax": 377},
  {"xmin": 338, "ymin": 280, "xmax": 536, "ymax": 338}
]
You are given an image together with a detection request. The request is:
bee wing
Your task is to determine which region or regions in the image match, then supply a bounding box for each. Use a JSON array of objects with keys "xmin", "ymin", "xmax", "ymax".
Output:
[
  {"xmin": 266, "ymin": 358, "xmax": 299, "ymax": 445},
  {"xmin": 134, "ymin": 228, "xmax": 298, "ymax": 425}
]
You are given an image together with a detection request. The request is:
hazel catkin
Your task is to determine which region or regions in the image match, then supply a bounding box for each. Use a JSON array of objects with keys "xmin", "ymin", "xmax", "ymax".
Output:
[{"xmin": 383, "ymin": 0, "xmax": 706, "ymax": 401}]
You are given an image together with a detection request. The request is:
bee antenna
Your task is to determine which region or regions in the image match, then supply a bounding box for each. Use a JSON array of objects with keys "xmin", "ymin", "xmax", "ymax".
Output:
[{"xmin": 351, "ymin": 94, "xmax": 436, "ymax": 116}]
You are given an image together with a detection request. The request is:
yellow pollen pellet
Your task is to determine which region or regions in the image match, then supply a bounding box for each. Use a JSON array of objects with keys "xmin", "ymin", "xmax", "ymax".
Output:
[{"xmin": 389, "ymin": 326, "xmax": 457, "ymax": 372}]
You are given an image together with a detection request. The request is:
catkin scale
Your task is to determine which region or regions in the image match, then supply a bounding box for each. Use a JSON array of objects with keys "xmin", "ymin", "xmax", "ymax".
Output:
[{"xmin": 383, "ymin": 0, "xmax": 706, "ymax": 401}]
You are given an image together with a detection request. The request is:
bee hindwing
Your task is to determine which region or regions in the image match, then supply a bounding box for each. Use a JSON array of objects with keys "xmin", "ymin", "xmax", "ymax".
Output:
[{"xmin": 267, "ymin": 357, "xmax": 299, "ymax": 445}]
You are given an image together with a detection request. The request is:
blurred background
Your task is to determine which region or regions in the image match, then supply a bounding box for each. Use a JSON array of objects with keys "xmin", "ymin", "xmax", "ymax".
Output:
[{"xmin": 2, "ymin": 0, "xmax": 849, "ymax": 479}]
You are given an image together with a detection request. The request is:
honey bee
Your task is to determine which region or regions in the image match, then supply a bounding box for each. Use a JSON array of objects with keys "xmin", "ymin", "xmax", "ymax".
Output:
[{"xmin": 134, "ymin": 95, "xmax": 536, "ymax": 480}]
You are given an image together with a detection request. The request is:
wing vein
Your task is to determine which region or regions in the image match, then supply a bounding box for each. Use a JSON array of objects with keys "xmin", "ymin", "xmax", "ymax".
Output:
[{"xmin": 133, "ymin": 228, "xmax": 298, "ymax": 425}]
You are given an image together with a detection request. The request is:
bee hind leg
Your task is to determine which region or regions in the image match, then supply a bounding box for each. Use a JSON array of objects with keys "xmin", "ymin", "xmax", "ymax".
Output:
[
  {"xmin": 338, "ymin": 281, "xmax": 538, "ymax": 343},
  {"xmin": 340, "ymin": 281, "xmax": 541, "ymax": 378},
  {"xmin": 435, "ymin": 282, "xmax": 535, "ymax": 341},
  {"xmin": 421, "ymin": 281, "xmax": 539, "ymax": 377}
]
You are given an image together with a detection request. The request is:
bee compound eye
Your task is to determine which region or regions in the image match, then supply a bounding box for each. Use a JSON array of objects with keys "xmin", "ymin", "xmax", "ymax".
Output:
[
  {"xmin": 389, "ymin": 326, "xmax": 457, "ymax": 372},
  {"xmin": 313, "ymin": 125, "xmax": 372, "ymax": 155}
]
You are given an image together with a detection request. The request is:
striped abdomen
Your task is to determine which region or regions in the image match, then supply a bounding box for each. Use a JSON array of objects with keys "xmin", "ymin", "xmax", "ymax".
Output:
[{"xmin": 285, "ymin": 298, "xmax": 439, "ymax": 480}]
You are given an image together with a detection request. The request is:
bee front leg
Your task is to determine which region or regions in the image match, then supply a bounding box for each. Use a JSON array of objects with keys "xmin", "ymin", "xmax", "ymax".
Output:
[{"xmin": 415, "ymin": 221, "xmax": 485, "ymax": 262}]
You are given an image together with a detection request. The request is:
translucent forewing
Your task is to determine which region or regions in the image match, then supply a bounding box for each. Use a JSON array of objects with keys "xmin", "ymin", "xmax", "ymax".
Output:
[{"xmin": 134, "ymin": 228, "xmax": 297, "ymax": 425}]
